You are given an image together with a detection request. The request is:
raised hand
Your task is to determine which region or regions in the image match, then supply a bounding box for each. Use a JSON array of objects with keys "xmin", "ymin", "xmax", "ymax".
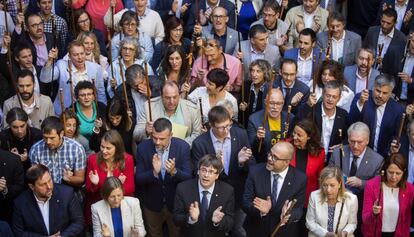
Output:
[
  {"xmin": 212, "ymin": 206, "xmax": 225, "ymax": 224},
  {"xmin": 0, "ymin": 176, "xmax": 7, "ymax": 193},
  {"xmin": 165, "ymin": 158, "xmax": 177, "ymax": 176},
  {"xmin": 101, "ymin": 223, "xmax": 111, "ymax": 237},
  {"xmin": 189, "ymin": 201, "xmax": 200, "ymax": 222},
  {"xmin": 253, "ymin": 196, "xmax": 272, "ymax": 215},
  {"xmin": 238, "ymin": 147, "xmax": 252, "ymax": 164},
  {"xmin": 89, "ymin": 169, "xmax": 99, "ymax": 185},
  {"xmin": 118, "ymin": 173, "xmax": 126, "ymax": 184},
  {"xmin": 152, "ymin": 154, "xmax": 162, "ymax": 177}
]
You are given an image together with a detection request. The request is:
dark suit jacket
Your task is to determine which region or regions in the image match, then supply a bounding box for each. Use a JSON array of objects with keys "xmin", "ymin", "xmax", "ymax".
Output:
[
  {"xmin": 382, "ymin": 44, "xmax": 414, "ymax": 103},
  {"xmin": 329, "ymin": 145, "xmax": 383, "ymax": 192},
  {"xmin": 238, "ymin": 80, "xmax": 266, "ymax": 128},
  {"xmin": 349, "ymin": 93, "xmax": 404, "ymax": 157},
  {"xmin": 242, "ymin": 164, "xmax": 307, "ymax": 237},
  {"xmin": 247, "ymin": 110, "xmax": 295, "ymax": 162},
  {"xmin": 377, "ymin": 0, "xmax": 414, "ymax": 35},
  {"xmin": 273, "ymin": 77, "xmax": 310, "ymax": 115},
  {"xmin": 202, "ymin": 25, "xmax": 238, "ymax": 55},
  {"xmin": 0, "ymin": 221, "xmax": 13, "ymax": 237},
  {"xmin": 173, "ymin": 179, "xmax": 235, "ymax": 237},
  {"xmin": 344, "ymin": 64, "xmax": 380, "ymax": 92},
  {"xmin": 191, "ymin": 126, "xmax": 254, "ymax": 207},
  {"xmin": 297, "ymin": 102, "xmax": 349, "ymax": 159},
  {"xmin": 0, "ymin": 149, "xmax": 24, "ymax": 223},
  {"xmin": 135, "ymin": 137, "xmax": 192, "ymax": 212},
  {"xmin": 284, "ymin": 48, "xmax": 325, "ymax": 80},
  {"xmin": 12, "ymin": 184, "xmax": 84, "ymax": 237},
  {"xmin": 184, "ymin": 0, "xmax": 235, "ymax": 37},
  {"xmin": 363, "ymin": 26, "xmax": 407, "ymax": 60}
]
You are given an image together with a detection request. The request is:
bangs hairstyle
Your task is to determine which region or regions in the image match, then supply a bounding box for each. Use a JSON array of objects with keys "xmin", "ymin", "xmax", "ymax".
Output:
[
  {"xmin": 198, "ymin": 154, "xmax": 223, "ymax": 174},
  {"xmin": 294, "ymin": 119, "xmax": 323, "ymax": 156},
  {"xmin": 208, "ymin": 105, "xmax": 231, "ymax": 126},
  {"xmin": 76, "ymin": 31, "xmax": 101, "ymax": 63},
  {"xmin": 60, "ymin": 109, "xmax": 80, "ymax": 137},
  {"xmin": 315, "ymin": 60, "xmax": 346, "ymax": 88},
  {"xmin": 160, "ymin": 45, "xmax": 189, "ymax": 85},
  {"xmin": 249, "ymin": 59, "xmax": 272, "ymax": 83},
  {"xmin": 97, "ymin": 130, "xmax": 126, "ymax": 171},
  {"xmin": 318, "ymin": 166, "xmax": 347, "ymax": 202},
  {"xmin": 6, "ymin": 107, "xmax": 28, "ymax": 125},
  {"xmin": 164, "ymin": 16, "xmax": 184, "ymax": 44},
  {"xmin": 73, "ymin": 9, "xmax": 95, "ymax": 36},
  {"xmin": 106, "ymin": 99, "xmax": 132, "ymax": 131},
  {"xmin": 101, "ymin": 176, "xmax": 124, "ymax": 201},
  {"xmin": 381, "ymin": 153, "xmax": 408, "ymax": 189}
]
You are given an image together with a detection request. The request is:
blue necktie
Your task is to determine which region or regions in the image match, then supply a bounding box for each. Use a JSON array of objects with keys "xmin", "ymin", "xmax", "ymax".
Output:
[
  {"xmin": 200, "ymin": 191, "xmax": 209, "ymax": 223},
  {"xmin": 272, "ymin": 174, "xmax": 280, "ymax": 205}
]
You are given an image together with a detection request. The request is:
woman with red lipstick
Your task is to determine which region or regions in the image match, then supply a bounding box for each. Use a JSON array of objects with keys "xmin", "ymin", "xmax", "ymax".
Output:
[
  {"xmin": 362, "ymin": 153, "xmax": 414, "ymax": 237},
  {"xmin": 84, "ymin": 129, "xmax": 135, "ymax": 232}
]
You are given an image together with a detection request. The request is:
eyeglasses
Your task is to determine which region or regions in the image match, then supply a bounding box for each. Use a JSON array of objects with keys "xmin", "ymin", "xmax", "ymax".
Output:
[
  {"xmin": 29, "ymin": 22, "xmax": 43, "ymax": 28},
  {"xmin": 268, "ymin": 101, "xmax": 284, "ymax": 107},
  {"xmin": 199, "ymin": 167, "xmax": 218, "ymax": 176},
  {"xmin": 121, "ymin": 46, "xmax": 136, "ymax": 52},
  {"xmin": 214, "ymin": 123, "xmax": 232, "ymax": 131},
  {"xmin": 77, "ymin": 18, "xmax": 90, "ymax": 24},
  {"xmin": 267, "ymin": 152, "xmax": 290, "ymax": 161},
  {"xmin": 171, "ymin": 28, "xmax": 184, "ymax": 32},
  {"xmin": 211, "ymin": 15, "xmax": 227, "ymax": 20},
  {"xmin": 123, "ymin": 22, "xmax": 137, "ymax": 28}
]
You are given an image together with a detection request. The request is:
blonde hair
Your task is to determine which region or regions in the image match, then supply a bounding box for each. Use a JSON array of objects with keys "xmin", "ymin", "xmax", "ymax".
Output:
[
  {"xmin": 319, "ymin": 166, "xmax": 347, "ymax": 203},
  {"xmin": 76, "ymin": 32, "xmax": 101, "ymax": 64}
]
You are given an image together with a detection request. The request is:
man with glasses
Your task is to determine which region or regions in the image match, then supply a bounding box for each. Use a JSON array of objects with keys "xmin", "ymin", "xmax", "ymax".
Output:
[
  {"xmin": 247, "ymin": 88, "xmax": 295, "ymax": 161},
  {"xmin": 136, "ymin": 118, "xmax": 192, "ymax": 237},
  {"xmin": 174, "ymin": 154, "xmax": 235, "ymax": 236},
  {"xmin": 243, "ymin": 141, "xmax": 307, "ymax": 237},
  {"xmin": 192, "ymin": 105, "xmax": 253, "ymax": 237}
]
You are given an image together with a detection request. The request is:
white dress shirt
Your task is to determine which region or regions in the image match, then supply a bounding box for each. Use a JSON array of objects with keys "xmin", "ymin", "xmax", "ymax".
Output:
[
  {"xmin": 321, "ymin": 105, "xmax": 336, "ymax": 155},
  {"xmin": 188, "ymin": 181, "xmax": 216, "ymax": 224},
  {"xmin": 303, "ymin": 11, "xmax": 315, "ymax": 29},
  {"xmin": 270, "ymin": 167, "xmax": 289, "ymax": 202},
  {"xmin": 34, "ymin": 194, "xmax": 51, "ymax": 235},
  {"xmin": 332, "ymin": 31, "xmax": 345, "ymax": 62},
  {"xmin": 355, "ymin": 69, "xmax": 369, "ymax": 94},
  {"xmin": 373, "ymin": 103, "xmax": 386, "ymax": 151},
  {"xmin": 297, "ymin": 51, "xmax": 313, "ymax": 84},
  {"xmin": 378, "ymin": 28, "xmax": 394, "ymax": 58},
  {"xmin": 395, "ymin": 0, "xmax": 408, "ymax": 30},
  {"xmin": 408, "ymin": 145, "xmax": 414, "ymax": 183}
]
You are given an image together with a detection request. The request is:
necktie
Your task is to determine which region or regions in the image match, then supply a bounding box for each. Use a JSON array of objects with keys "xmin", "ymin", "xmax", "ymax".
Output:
[
  {"xmin": 200, "ymin": 191, "xmax": 209, "ymax": 223},
  {"xmin": 272, "ymin": 174, "xmax": 280, "ymax": 205},
  {"xmin": 285, "ymin": 87, "xmax": 291, "ymax": 99},
  {"xmin": 349, "ymin": 156, "xmax": 359, "ymax": 177}
]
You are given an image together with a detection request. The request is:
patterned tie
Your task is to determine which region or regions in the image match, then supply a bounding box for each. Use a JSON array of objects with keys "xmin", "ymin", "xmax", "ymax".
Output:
[
  {"xmin": 272, "ymin": 174, "xmax": 280, "ymax": 205},
  {"xmin": 200, "ymin": 191, "xmax": 209, "ymax": 223}
]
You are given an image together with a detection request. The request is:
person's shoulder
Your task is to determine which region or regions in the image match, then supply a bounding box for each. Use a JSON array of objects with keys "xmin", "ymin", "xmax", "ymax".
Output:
[
  {"xmin": 192, "ymin": 131, "xmax": 210, "ymax": 144},
  {"xmin": 14, "ymin": 189, "xmax": 33, "ymax": 204},
  {"xmin": 124, "ymin": 196, "xmax": 140, "ymax": 206},
  {"xmin": 249, "ymin": 110, "xmax": 265, "ymax": 122},
  {"xmin": 0, "ymin": 149, "xmax": 20, "ymax": 163},
  {"xmin": 181, "ymin": 98, "xmax": 199, "ymax": 110},
  {"xmin": 171, "ymin": 137, "xmax": 190, "ymax": 148},
  {"xmin": 215, "ymin": 180, "xmax": 234, "ymax": 193},
  {"xmin": 344, "ymin": 64, "xmax": 357, "ymax": 73},
  {"xmin": 177, "ymin": 178, "xmax": 197, "ymax": 190},
  {"xmin": 37, "ymin": 93, "xmax": 53, "ymax": 103},
  {"xmin": 290, "ymin": 166, "xmax": 308, "ymax": 181},
  {"xmin": 220, "ymin": 0, "xmax": 235, "ymax": 8},
  {"xmin": 249, "ymin": 163, "xmax": 267, "ymax": 175},
  {"xmin": 54, "ymin": 183, "xmax": 75, "ymax": 198},
  {"xmin": 365, "ymin": 147, "xmax": 383, "ymax": 161},
  {"xmin": 346, "ymin": 30, "xmax": 361, "ymax": 40}
]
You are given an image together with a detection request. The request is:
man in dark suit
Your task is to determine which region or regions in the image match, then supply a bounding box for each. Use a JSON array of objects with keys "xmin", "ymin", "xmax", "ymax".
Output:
[
  {"xmin": 364, "ymin": 8, "xmax": 407, "ymax": 69},
  {"xmin": 174, "ymin": 154, "xmax": 235, "ymax": 237},
  {"xmin": 12, "ymin": 164, "xmax": 84, "ymax": 236},
  {"xmin": 243, "ymin": 141, "xmax": 307, "ymax": 237},
  {"xmin": 378, "ymin": 0, "xmax": 414, "ymax": 35},
  {"xmin": 382, "ymin": 32, "xmax": 414, "ymax": 103},
  {"xmin": 184, "ymin": 0, "xmax": 235, "ymax": 37},
  {"xmin": 284, "ymin": 28, "xmax": 324, "ymax": 84},
  {"xmin": 349, "ymin": 73, "xmax": 404, "ymax": 157},
  {"xmin": 297, "ymin": 80, "xmax": 348, "ymax": 161},
  {"xmin": 344, "ymin": 47, "xmax": 381, "ymax": 94},
  {"xmin": 274, "ymin": 59, "xmax": 310, "ymax": 115},
  {"xmin": 247, "ymin": 88, "xmax": 295, "ymax": 161},
  {"xmin": 390, "ymin": 118, "xmax": 414, "ymax": 183},
  {"xmin": 136, "ymin": 117, "xmax": 192, "ymax": 237},
  {"xmin": 0, "ymin": 149, "xmax": 24, "ymax": 223},
  {"xmin": 192, "ymin": 105, "xmax": 254, "ymax": 236},
  {"xmin": 317, "ymin": 12, "xmax": 362, "ymax": 66}
]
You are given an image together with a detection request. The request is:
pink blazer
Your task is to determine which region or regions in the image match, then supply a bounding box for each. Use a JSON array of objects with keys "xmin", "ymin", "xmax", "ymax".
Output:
[{"xmin": 362, "ymin": 176, "xmax": 414, "ymax": 237}]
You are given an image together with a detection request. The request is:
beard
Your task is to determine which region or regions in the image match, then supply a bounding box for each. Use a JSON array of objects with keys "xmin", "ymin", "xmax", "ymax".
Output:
[{"xmin": 20, "ymin": 92, "xmax": 33, "ymax": 100}]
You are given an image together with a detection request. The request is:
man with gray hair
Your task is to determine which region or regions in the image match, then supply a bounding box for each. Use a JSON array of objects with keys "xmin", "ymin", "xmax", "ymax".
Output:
[{"xmin": 349, "ymin": 73, "xmax": 404, "ymax": 157}]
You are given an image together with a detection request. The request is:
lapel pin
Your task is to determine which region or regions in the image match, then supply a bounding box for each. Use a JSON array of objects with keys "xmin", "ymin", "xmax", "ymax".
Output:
[
  {"xmin": 288, "ymin": 182, "xmax": 291, "ymax": 186},
  {"xmin": 215, "ymin": 194, "xmax": 218, "ymax": 197},
  {"xmin": 57, "ymin": 199, "xmax": 60, "ymax": 203},
  {"xmin": 365, "ymin": 161, "xmax": 368, "ymax": 164},
  {"xmin": 3, "ymin": 162, "xmax": 5, "ymax": 166}
]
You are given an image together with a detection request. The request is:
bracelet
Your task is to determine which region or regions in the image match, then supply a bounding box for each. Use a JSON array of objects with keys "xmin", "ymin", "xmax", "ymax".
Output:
[{"xmin": 93, "ymin": 127, "xmax": 100, "ymax": 134}]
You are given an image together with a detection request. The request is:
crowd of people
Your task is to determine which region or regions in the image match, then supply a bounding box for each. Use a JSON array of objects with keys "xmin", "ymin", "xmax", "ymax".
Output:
[{"xmin": 0, "ymin": 0, "xmax": 413, "ymax": 236}]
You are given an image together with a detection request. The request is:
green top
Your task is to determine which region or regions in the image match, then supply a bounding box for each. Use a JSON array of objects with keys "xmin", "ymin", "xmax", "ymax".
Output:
[{"xmin": 76, "ymin": 102, "xmax": 96, "ymax": 140}]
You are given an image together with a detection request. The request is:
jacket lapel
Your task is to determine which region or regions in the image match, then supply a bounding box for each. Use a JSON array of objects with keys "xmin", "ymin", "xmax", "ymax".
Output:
[
  {"xmin": 229, "ymin": 128, "xmax": 238, "ymax": 175},
  {"xmin": 275, "ymin": 167, "xmax": 294, "ymax": 209},
  {"xmin": 329, "ymin": 109, "xmax": 343, "ymax": 146},
  {"xmin": 342, "ymin": 146, "xmax": 351, "ymax": 175},
  {"xmin": 48, "ymin": 193, "xmax": 60, "ymax": 234},
  {"xmin": 28, "ymin": 193, "xmax": 49, "ymax": 235},
  {"xmin": 121, "ymin": 199, "xmax": 132, "ymax": 237}
]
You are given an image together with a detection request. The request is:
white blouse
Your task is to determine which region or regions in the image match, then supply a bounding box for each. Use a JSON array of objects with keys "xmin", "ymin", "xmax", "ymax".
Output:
[{"xmin": 382, "ymin": 184, "xmax": 399, "ymax": 232}]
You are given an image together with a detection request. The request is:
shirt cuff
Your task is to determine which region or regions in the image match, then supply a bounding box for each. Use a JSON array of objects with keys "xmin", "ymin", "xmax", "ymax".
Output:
[
  {"xmin": 356, "ymin": 101, "xmax": 363, "ymax": 111},
  {"xmin": 2, "ymin": 186, "xmax": 8, "ymax": 196},
  {"xmin": 187, "ymin": 216, "xmax": 197, "ymax": 224}
]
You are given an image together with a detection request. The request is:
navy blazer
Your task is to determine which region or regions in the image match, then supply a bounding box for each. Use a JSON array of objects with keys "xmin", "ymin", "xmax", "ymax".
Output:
[
  {"xmin": 363, "ymin": 26, "xmax": 407, "ymax": 61},
  {"xmin": 184, "ymin": 0, "xmax": 235, "ymax": 37},
  {"xmin": 247, "ymin": 110, "xmax": 295, "ymax": 162},
  {"xmin": 243, "ymin": 164, "xmax": 307, "ymax": 237},
  {"xmin": 12, "ymin": 184, "xmax": 84, "ymax": 236},
  {"xmin": 284, "ymin": 47, "xmax": 325, "ymax": 80},
  {"xmin": 377, "ymin": 0, "xmax": 414, "ymax": 35},
  {"xmin": 191, "ymin": 126, "xmax": 254, "ymax": 207},
  {"xmin": 344, "ymin": 64, "xmax": 380, "ymax": 93},
  {"xmin": 173, "ymin": 179, "xmax": 235, "ymax": 237},
  {"xmin": 135, "ymin": 137, "xmax": 192, "ymax": 212},
  {"xmin": 273, "ymin": 77, "xmax": 310, "ymax": 115},
  {"xmin": 349, "ymin": 92, "xmax": 404, "ymax": 157}
]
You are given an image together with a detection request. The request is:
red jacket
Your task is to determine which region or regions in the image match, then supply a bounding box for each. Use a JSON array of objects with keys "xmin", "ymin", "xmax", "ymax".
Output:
[
  {"xmin": 362, "ymin": 176, "xmax": 414, "ymax": 237},
  {"xmin": 290, "ymin": 146, "xmax": 325, "ymax": 206},
  {"xmin": 84, "ymin": 153, "xmax": 135, "ymax": 226}
]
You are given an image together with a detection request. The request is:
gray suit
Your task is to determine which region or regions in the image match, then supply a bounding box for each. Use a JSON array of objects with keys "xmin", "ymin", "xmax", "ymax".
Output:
[
  {"xmin": 316, "ymin": 30, "xmax": 362, "ymax": 66},
  {"xmin": 202, "ymin": 25, "xmax": 239, "ymax": 55},
  {"xmin": 251, "ymin": 19, "xmax": 290, "ymax": 48},
  {"xmin": 234, "ymin": 40, "xmax": 281, "ymax": 79},
  {"xmin": 329, "ymin": 145, "xmax": 383, "ymax": 191},
  {"xmin": 344, "ymin": 64, "xmax": 380, "ymax": 93}
]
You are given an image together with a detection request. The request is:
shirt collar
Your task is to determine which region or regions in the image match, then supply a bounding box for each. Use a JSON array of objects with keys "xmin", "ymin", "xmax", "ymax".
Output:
[
  {"xmin": 282, "ymin": 79, "xmax": 295, "ymax": 89},
  {"xmin": 198, "ymin": 179, "xmax": 215, "ymax": 195},
  {"xmin": 209, "ymin": 128, "xmax": 231, "ymax": 143},
  {"xmin": 250, "ymin": 45, "xmax": 265, "ymax": 55},
  {"xmin": 321, "ymin": 104, "xmax": 336, "ymax": 119},
  {"xmin": 206, "ymin": 0, "xmax": 220, "ymax": 9},
  {"xmin": 352, "ymin": 147, "xmax": 367, "ymax": 159},
  {"xmin": 380, "ymin": 27, "xmax": 395, "ymax": 38},
  {"xmin": 299, "ymin": 49, "xmax": 313, "ymax": 61},
  {"xmin": 33, "ymin": 192, "xmax": 51, "ymax": 204},
  {"xmin": 156, "ymin": 141, "xmax": 171, "ymax": 154},
  {"xmin": 271, "ymin": 166, "xmax": 289, "ymax": 179},
  {"xmin": 250, "ymin": 82, "xmax": 266, "ymax": 92},
  {"xmin": 332, "ymin": 31, "xmax": 346, "ymax": 42}
]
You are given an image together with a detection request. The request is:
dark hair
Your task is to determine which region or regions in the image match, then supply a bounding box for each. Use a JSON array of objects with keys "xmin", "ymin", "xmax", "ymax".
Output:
[
  {"xmin": 60, "ymin": 108, "xmax": 80, "ymax": 137},
  {"xmin": 18, "ymin": 70, "xmax": 35, "ymax": 84},
  {"xmin": 249, "ymin": 24, "xmax": 267, "ymax": 39},
  {"xmin": 316, "ymin": 60, "xmax": 346, "ymax": 87},
  {"xmin": 382, "ymin": 8, "xmax": 398, "ymax": 22},
  {"xmin": 106, "ymin": 99, "xmax": 132, "ymax": 130},
  {"xmin": 13, "ymin": 42, "xmax": 33, "ymax": 60},
  {"xmin": 73, "ymin": 9, "xmax": 95, "ymax": 36},
  {"xmin": 207, "ymin": 68, "xmax": 229, "ymax": 90},
  {"xmin": 381, "ymin": 153, "xmax": 408, "ymax": 189},
  {"xmin": 101, "ymin": 176, "xmax": 124, "ymax": 200},
  {"xmin": 328, "ymin": 11, "xmax": 346, "ymax": 24},
  {"xmin": 164, "ymin": 16, "xmax": 184, "ymax": 44},
  {"xmin": 26, "ymin": 164, "xmax": 49, "ymax": 185},
  {"xmin": 323, "ymin": 80, "xmax": 343, "ymax": 96},
  {"xmin": 74, "ymin": 80, "xmax": 94, "ymax": 98},
  {"xmin": 41, "ymin": 116, "xmax": 64, "ymax": 134},
  {"xmin": 97, "ymin": 130, "xmax": 126, "ymax": 171},
  {"xmin": 249, "ymin": 59, "xmax": 272, "ymax": 83},
  {"xmin": 153, "ymin": 118, "xmax": 172, "ymax": 133},
  {"xmin": 125, "ymin": 64, "xmax": 145, "ymax": 86},
  {"xmin": 6, "ymin": 107, "xmax": 29, "ymax": 125},
  {"xmin": 68, "ymin": 40, "xmax": 85, "ymax": 54},
  {"xmin": 294, "ymin": 119, "xmax": 322, "ymax": 156},
  {"xmin": 120, "ymin": 11, "xmax": 139, "ymax": 30},
  {"xmin": 299, "ymin": 28, "xmax": 317, "ymax": 42},
  {"xmin": 161, "ymin": 80, "xmax": 180, "ymax": 96},
  {"xmin": 208, "ymin": 105, "xmax": 231, "ymax": 126},
  {"xmin": 262, "ymin": 0, "xmax": 281, "ymax": 14},
  {"xmin": 25, "ymin": 13, "xmax": 42, "ymax": 30},
  {"xmin": 281, "ymin": 58, "xmax": 298, "ymax": 71},
  {"xmin": 198, "ymin": 154, "xmax": 223, "ymax": 173},
  {"xmin": 160, "ymin": 45, "xmax": 189, "ymax": 85}
]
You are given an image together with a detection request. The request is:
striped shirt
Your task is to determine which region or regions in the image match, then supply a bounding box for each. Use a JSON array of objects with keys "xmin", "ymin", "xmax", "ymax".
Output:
[{"xmin": 29, "ymin": 137, "xmax": 86, "ymax": 184}]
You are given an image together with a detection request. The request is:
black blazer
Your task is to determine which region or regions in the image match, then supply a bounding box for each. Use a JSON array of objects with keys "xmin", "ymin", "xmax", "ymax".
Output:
[
  {"xmin": 173, "ymin": 179, "xmax": 235, "ymax": 237},
  {"xmin": 191, "ymin": 126, "xmax": 255, "ymax": 207},
  {"xmin": 0, "ymin": 149, "xmax": 24, "ymax": 223},
  {"xmin": 184, "ymin": 0, "xmax": 235, "ymax": 37},
  {"xmin": 238, "ymin": 80, "xmax": 266, "ymax": 128},
  {"xmin": 243, "ymin": 164, "xmax": 307, "ymax": 237},
  {"xmin": 377, "ymin": 0, "xmax": 414, "ymax": 35},
  {"xmin": 273, "ymin": 77, "xmax": 310, "ymax": 116},
  {"xmin": 12, "ymin": 184, "xmax": 84, "ymax": 236}
]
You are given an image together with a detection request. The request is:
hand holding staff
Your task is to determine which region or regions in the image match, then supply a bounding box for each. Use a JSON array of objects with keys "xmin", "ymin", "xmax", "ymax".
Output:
[
  {"xmin": 68, "ymin": 60, "xmax": 75, "ymax": 113},
  {"xmin": 183, "ymin": 42, "xmax": 194, "ymax": 98},
  {"xmin": 338, "ymin": 129, "xmax": 344, "ymax": 170},
  {"xmin": 198, "ymin": 97, "xmax": 205, "ymax": 125},
  {"xmin": 373, "ymin": 170, "xmax": 385, "ymax": 237},
  {"xmin": 145, "ymin": 61, "xmax": 152, "ymax": 121},
  {"xmin": 91, "ymin": 78, "xmax": 99, "ymax": 118},
  {"xmin": 258, "ymin": 70, "xmax": 276, "ymax": 153},
  {"xmin": 396, "ymin": 113, "xmax": 406, "ymax": 144},
  {"xmin": 59, "ymin": 89, "xmax": 66, "ymax": 133},
  {"xmin": 107, "ymin": 29, "xmax": 115, "ymax": 89},
  {"xmin": 271, "ymin": 199, "xmax": 297, "ymax": 237},
  {"xmin": 376, "ymin": 43, "xmax": 384, "ymax": 71}
]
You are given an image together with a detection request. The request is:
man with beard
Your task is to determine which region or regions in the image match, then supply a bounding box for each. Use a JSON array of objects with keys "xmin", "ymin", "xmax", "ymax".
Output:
[
  {"xmin": 3, "ymin": 70, "xmax": 54, "ymax": 129},
  {"xmin": 349, "ymin": 74, "xmax": 404, "ymax": 158},
  {"xmin": 344, "ymin": 48, "xmax": 381, "ymax": 94}
]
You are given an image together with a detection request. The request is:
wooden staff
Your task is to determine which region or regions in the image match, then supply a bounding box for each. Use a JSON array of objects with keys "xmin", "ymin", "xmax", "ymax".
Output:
[
  {"xmin": 118, "ymin": 57, "xmax": 130, "ymax": 113},
  {"xmin": 334, "ymin": 200, "xmax": 345, "ymax": 235},
  {"xmin": 144, "ymin": 61, "xmax": 152, "ymax": 121},
  {"xmin": 271, "ymin": 199, "xmax": 298, "ymax": 237},
  {"xmin": 283, "ymin": 105, "xmax": 292, "ymax": 139},
  {"xmin": 397, "ymin": 113, "xmax": 407, "ymax": 144},
  {"xmin": 326, "ymin": 31, "xmax": 332, "ymax": 60},
  {"xmin": 198, "ymin": 97, "xmax": 205, "ymax": 125},
  {"xmin": 235, "ymin": 0, "xmax": 245, "ymax": 124},
  {"xmin": 311, "ymin": 49, "xmax": 323, "ymax": 120},
  {"xmin": 91, "ymin": 78, "xmax": 99, "ymax": 118},
  {"xmin": 50, "ymin": 15, "xmax": 58, "ymax": 99},
  {"xmin": 68, "ymin": 60, "xmax": 75, "ymax": 113},
  {"xmin": 338, "ymin": 129, "xmax": 344, "ymax": 171},
  {"xmin": 18, "ymin": 0, "xmax": 24, "ymax": 29},
  {"xmin": 258, "ymin": 70, "xmax": 276, "ymax": 153},
  {"xmin": 376, "ymin": 43, "xmax": 384, "ymax": 71},
  {"xmin": 183, "ymin": 42, "xmax": 194, "ymax": 98},
  {"xmin": 107, "ymin": 29, "xmax": 115, "ymax": 90},
  {"xmin": 59, "ymin": 89, "xmax": 67, "ymax": 133},
  {"xmin": 65, "ymin": 0, "xmax": 75, "ymax": 33},
  {"xmin": 111, "ymin": 5, "xmax": 115, "ymax": 34},
  {"xmin": 280, "ymin": 0, "xmax": 286, "ymax": 18},
  {"xmin": 373, "ymin": 170, "xmax": 385, "ymax": 237}
]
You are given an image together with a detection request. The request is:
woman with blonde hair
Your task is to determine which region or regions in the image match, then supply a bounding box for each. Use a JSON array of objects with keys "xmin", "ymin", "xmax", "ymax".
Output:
[{"xmin": 306, "ymin": 166, "xmax": 358, "ymax": 237}]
